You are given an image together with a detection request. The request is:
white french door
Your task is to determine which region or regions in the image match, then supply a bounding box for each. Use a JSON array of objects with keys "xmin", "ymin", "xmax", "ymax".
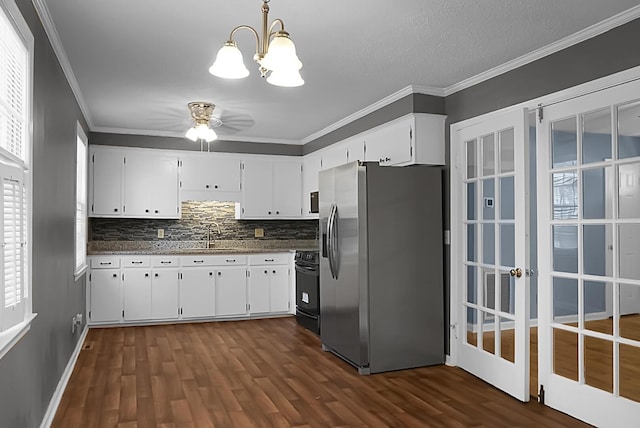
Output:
[
  {"xmin": 537, "ymin": 78, "xmax": 640, "ymax": 427},
  {"xmin": 452, "ymin": 108, "xmax": 531, "ymax": 401}
]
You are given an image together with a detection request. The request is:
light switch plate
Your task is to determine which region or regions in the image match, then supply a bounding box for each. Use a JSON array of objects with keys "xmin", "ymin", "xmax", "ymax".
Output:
[
  {"xmin": 254, "ymin": 228, "xmax": 264, "ymax": 238},
  {"xmin": 157, "ymin": 229, "xmax": 165, "ymax": 238}
]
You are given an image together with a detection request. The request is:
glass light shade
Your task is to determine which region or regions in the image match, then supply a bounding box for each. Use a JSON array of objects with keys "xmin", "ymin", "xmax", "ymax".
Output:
[
  {"xmin": 261, "ymin": 33, "xmax": 302, "ymax": 72},
  {"xmin": 204, "ymin": 127, "xmax": 218, "ymax": 142},
  {"xmin": 185, "ymin": 127, "xmax": 198, "ymax": 142},
  {"xmin": 209, "ymin": 42, "xmax": 250, "ymax": 79},
  {"xmin": 266, "ymin": 68, "xmax": 304, "ymax": 87},
  {"xmin": 196, "ymin": 123, "xmax": 210, "ymax": 139}
]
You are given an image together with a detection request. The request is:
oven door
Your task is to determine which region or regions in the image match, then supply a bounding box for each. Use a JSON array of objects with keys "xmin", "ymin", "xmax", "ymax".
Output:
[{"xmin": 295, "ymin": 263, "xmax": 319, "ymax": 315}]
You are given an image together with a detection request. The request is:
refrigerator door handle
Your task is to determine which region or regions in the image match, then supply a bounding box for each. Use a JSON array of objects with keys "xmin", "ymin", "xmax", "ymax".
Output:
[{"xmin": 328, "ymin": 203, "xmax": 340, "ymax": 279}]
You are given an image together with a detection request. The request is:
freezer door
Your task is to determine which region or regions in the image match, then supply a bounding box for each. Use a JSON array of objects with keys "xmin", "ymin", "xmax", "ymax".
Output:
[{"xmin": 320, "ymin": 162, "xmax": 367, "ymax": 367}]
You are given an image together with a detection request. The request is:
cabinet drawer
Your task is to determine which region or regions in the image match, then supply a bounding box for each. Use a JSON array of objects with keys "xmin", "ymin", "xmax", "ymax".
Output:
[
  {"xmin": 151, "ymin": 256, "xmax": 180, "ymax": 268},
  {"xmin": 180, "ymin": 256, "xmax": 218, "ymax": 267},
  {"xmin": 121, "ymin": 256, "xmax": 150, "ymax": 267},
  {"xmin": 249, "ymin": 253, "xmax": 291, "ymax": 265},
  {"xmin": 209, "ymin": 255, "xmax": 247, "ymax": 266},
  {"xmin": 90, "ymin": 256, "xmax": 121, "ymax": 269}
]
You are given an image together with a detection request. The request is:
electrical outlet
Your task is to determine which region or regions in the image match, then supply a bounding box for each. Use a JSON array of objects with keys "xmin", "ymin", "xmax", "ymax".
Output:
[
  {"xmin": 254, "ymin": 228, "xmax": 264, "ymax": 238},
  {"xmin": 158, "ymin": 229, "xmax": 165, "ymax": 238}
]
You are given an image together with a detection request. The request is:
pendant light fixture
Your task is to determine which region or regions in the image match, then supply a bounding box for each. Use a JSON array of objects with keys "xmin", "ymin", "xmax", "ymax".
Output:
[
  {"xmin": 185, "ymin": 102, "xmax": 220, "ymax": 143},
  {"xmin": 209, "ymin": 0, "xmax": 304, "ymax": 87}
]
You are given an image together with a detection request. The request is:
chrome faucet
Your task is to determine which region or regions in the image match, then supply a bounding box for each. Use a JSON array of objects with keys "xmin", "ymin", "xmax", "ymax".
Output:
[{"xmin": 207, "ymin": 222, "xmax": 221, "ymax": 248}]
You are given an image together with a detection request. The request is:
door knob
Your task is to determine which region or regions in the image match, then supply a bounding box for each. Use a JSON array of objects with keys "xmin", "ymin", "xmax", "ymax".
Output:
[{"xmin": 509, "ymin": 268, "xmax": 523, "ymax": 278}]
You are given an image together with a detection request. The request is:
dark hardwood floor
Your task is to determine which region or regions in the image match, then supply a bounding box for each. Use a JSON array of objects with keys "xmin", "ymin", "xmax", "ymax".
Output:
[{"xmin": 52, "ymin": 317, "xmax": 590, "ymax": 427}]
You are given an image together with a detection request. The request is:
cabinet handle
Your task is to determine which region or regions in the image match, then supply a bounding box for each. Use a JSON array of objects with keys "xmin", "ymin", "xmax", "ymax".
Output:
[
  {"xmin": 214, "ymin": 185, "xmax": 218, "ymax": 189},
  {"xmin": 273, "ymin": 270, "xmax": 276, "ymax": 274},
  {"xmin": 226, "ymin": 259, "xmax": 236, "ymax": 263},
  {"xmin": 160, "ymin": 261, "xmax": 171, "ymax": 264},
  {"xmin": 218, "ymin": 272, "xmax": 222, "ymax": 276},
  {"xmin": 276, "ymin": 211, "xmax": 280, "ymax": 215},
  {"xmin": 131, "ymin": 261, "xmax": 143, "ymax": 264},
  {"xmin": 205, "ymin": 184, "xmax": 210, "ymax": 189},
  {"xmin": 155, "ymin": 273, "xmax": 159, "ymax": 277},
  {"xmin": 264, "ymin": 270, "xmax": 268, "ymax": 274},
  {"xmin": 114, "ymin": 208, "xmax": 119, "ymax": 212},
  {"xmin": 268, "ymin": 211, "xmax": 272, "ymax": 215},
  {"xmin": 145, "ymin": 273, "xmax": 149, "ymax": 277},
  {"xmin": 379, "ymin": 157, "xmax": 391, "ymax": 163},
  {"xmin": 155, "ymin": 210, "xmax": 159, "ymax": 214},
  {"xmin": 193, "ymin": 260, "xmax": 204, "ymax": 264},
  {"xmin": 209, "ymin": 272, "xmax": 213, "ymax": 276},
  {"xmin": 145, "ymin": 209, "xmax": 150, "ymax": 213},
  {"xmin": 99, "ymin": 262, "xmax": 111, "ymax": 265},
  {"xmin": 112, "ymin": 274, "xmax": 117, "ymax": 278},
  {"xmin": 265, "ymin": 259, "xmax": 274, "ymax": 262}
]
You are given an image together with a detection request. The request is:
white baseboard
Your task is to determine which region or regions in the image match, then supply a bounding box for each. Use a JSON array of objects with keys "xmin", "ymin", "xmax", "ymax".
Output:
[{"xmin": 40, "ymin": 325, "xmax": 89, "ymax": 428}]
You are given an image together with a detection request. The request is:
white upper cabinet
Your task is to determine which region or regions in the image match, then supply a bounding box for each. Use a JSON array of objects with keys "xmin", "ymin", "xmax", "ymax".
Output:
[
  {"xmin": 319, "ymin": 144, "xmax": 348, "ymax": 171},
  {"xmin": 90, "ymin": 146, "xmax": 180, "ymax": 219},
  {"xmin": 90, "ymin": 147, "xmax": 123, "ymax": 217},
  {"xmin": 301, "ymin": 152, "xmax": 320, "ymax": 218},
  {"xmin": 364, "ymin": 113, "xmax": 446, "ymax": 166},
  {"xmin": 123, "ymin": 151, "xmax": 180, "ymax": 218},
  {"xmin": 180, "ymin": 153, "xmax": 242, "ymax": 202},
  {"xmin": 237, "ymin": 156, "xmax": 302, "ymax": 219},
  {"xmin": 345, "ymin": 137, "xmax": 365, "ymax": 164}
]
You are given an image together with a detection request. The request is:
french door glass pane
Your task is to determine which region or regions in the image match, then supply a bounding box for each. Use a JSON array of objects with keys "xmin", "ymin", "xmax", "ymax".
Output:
[
  {"xmin": 619, "ymin": 344, "xmax": 640, "ymax": 403},
  {"xmin": 582, "ymin": 167, "xmax": 611, "ymax": 219},
  {"xmin": 467, "ymin": 182, "xmax": 477, "ymax": 220},
  {"xmin": 500, "ymin": 128, "xmax": 515, "ymax": 173},
  {"xmin": 467, "ymin": 265, "xmax": 477, "ymax": 304},
  {"xmin": 500, "ymin": 271, "xmax": 515, "ymax": 315},
  {"xmin": 483, "ymin": 269, "xmax": 496, "ymax": 310},
  {"xmin": 500, "ymin": 176, "xmax": 515, "ymax": 220},
  {"xmin": 467, "ymin": 139, "xmax": 477, "ymax": 178},
  {"xmin": 483, "ymin": 223, "xmax": 495, "ymax": 265},
  {"xmin": 500, "ymin": 224, "xmax": 515, "ymax": 268},
  {"xmin": 552, "ymin": 117, "xmax": 578, "ymax": 168},
  {"xmin": 583, "ymin": 225, "xmax": 612, "ymax": 277},
  {"xmin": 482, "ymin": 178, "xmax": 495, "ymax": 220},
  {"xmin": 466, "ymin": 307, "xmax": 478, "ymax": 346},
  {"xmin": 500, "ymin": 317, "xmax": 515, "ymax": 363},
  {"xmin": 619, "ymin": 283, "xmax": 640, "ymax": 341},
  {"xmin": 553, "ymin": 225, "xmax": 578, "ymax": 273},
  {"xmin": 467, "ymin": 224, "xmax": 477, "ymax": 262},
  {"xmin": 618, "ymin": 162, "xmax": 640, "ymax": 219},
  {"xmin": 618, "ymin": 224, "xmax": 640, "ymax": 281},
  {"xmin": 553, "ymin": 328, "xmax": 579, "ymax": 381},
  {"xmin": 482, "ymin": 311, "xmax": 496, "ymax": 355},
  {"xmin": 582, "ymin": 108, "xmax": 612, "ymax": 164},
  {"xmin": 553, "ymin": 277, "xmax": 578, "ymax": 324},
  {"xmin": 553, "ymin": 171, "xmax": 578, "ymax": 220},
  {"xmin": 584, "ymin": 281, "xmax": 612, "ymax": 335},
  {"xmin": 617, "ymin": 101, "xmax": 640, "ymax": 160},
  {"xmin": 584, "ymin": 336, "xmax": 613, "ymax": 393},
  {"xmin": 482, "ymin": 134, "xmax": 495, "ymax": 176}
]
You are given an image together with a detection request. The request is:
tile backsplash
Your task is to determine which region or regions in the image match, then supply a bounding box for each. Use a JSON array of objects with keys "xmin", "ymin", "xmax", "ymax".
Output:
[{"xmin": 90, "ymin": 201, "xmax": 318, "ymax": 242}]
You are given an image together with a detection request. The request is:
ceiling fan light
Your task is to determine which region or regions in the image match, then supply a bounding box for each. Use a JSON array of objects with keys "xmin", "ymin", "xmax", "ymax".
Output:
[
  {"xmin": 209, "ymin": 41, "xmax": 250, "ymax": 79},
  {"xmin": 185, "ymin": 127, "xmax": 198, "ymax": 142},
  {"xmin": 266, "ymin": 68, "xmax": 304, "ymax": 87},
  {"xmin": 261, "ymin": 32, "xmax": 302, "ymax": 72},
  {"xmin": 196, "ymin": 123, "xmax": 210, "ymax": 140},
  {"xmin": 205, "ymin": 127, "xmax": 218, "ymax": 142}
]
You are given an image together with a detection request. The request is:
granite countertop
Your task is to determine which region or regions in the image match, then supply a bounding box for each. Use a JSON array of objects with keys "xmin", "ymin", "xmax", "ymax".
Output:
[{"xmin": 87, "ymin": 240, "xmax": 319, "ymax": 256}]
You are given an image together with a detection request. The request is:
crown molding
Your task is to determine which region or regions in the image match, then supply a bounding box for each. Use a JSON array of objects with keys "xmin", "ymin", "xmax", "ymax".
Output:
[
  {"xmin": 301, "ymin": 85, "xmax": 445, "ymax": 144},
  {"xmin": 444, "ymin": 4, "xmax": 640, "ymax": 96},
  {"xmin": 32, "ymin": 0, "xmax": 93, "ymax": 128},
  {"xmin": 91, "ymin": 126, "xmax": 304, "ymax": 146}
]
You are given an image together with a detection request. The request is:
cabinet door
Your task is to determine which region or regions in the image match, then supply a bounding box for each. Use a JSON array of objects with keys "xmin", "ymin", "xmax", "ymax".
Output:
[
  {"xmin": 270, "ymin": 266, "xmax": 290, "ymax": 313},
  {"xmin": 91, "ymin": 149, "xmax": 123, "ymax": 216},
  {"xmin": 273, "ymin": 160, "xmax": 302, "ymax": 217},
  {"xmin": 365, "ymin": 118, "xmax": 412, "ymax": 166},
  {"xmin": 346, "ymin": 138, "xmax": 365, "ymax": 163},
  {"xmin": 215, "ymin": 268, "xmax": 247, "ymax": 317},
  {"xmin": 249, "ymin": 267, "xmax": 271, "ymax": 314},
  {"xmin": 180, "ymin": 155, "xmax": 210, "ymax": 192},
  {"xmin": 151, "ymin": 155, "xmax": 179, "ymax": 217},
  {"xmin": 180, "ymin": 269, "xmax": 215, "ymax": 318},
  {"xmin": 240, "ymin": 159, "xmax": 273, "ymax": 217},
  {"xmin": 89, "ymin": 269, "xmax": 122, "ymax": 322},
  {"xmin": 123, "ymin": 270, "xmax": 152, "ymax": 321},
  {"xmin": 123, "ymin": 152, "xmax": 152, "ymax": 217},
  {"xmin": 211, "ymin": 157, "xmax": 241, "ymax": 192},
  {"xmin": 320, "ymin": 147, "xmax": 346, "ymax": 171},
  {"xmin": 152, "ymin": 269, "xmax": 179, "ymax": 320}
]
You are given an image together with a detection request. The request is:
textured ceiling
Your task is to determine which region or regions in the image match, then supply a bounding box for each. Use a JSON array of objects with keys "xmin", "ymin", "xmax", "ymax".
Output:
[{"xmin": 41, "ymin": 0, "xmax": 640, "ymax": 144}]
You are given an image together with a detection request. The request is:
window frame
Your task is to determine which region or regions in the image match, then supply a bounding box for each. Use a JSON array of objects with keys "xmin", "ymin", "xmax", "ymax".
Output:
[
  {"xmin": 74, "ymin": 123, "xmax": 88, "ymax": 280},
  {"xmin": 0, "ymin": 0, "xmax": 35, "ymax": 359}
]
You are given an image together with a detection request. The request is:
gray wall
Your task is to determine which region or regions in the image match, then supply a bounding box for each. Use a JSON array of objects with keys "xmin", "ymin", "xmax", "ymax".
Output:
[{"xmin": 0, "ymin": 1, "xmax": 88, "ymax": 427}]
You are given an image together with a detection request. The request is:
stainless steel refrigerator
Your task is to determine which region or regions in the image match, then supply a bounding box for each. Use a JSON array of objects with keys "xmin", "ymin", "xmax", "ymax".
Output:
[{"xmin": 319, "ymin": 161, "xmax": 444, "ymax": 374}]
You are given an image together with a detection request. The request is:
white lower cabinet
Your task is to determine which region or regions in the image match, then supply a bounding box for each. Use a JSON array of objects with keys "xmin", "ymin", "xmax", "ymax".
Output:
[
  {"xmin": 88, "ymin": 252, "xmax": 292, "ymax": 325},
  {"xmin": 215, "ymin": 267, "xmax": 248, "ymax": 317},
  {"xmin": 179, "ymin": 268, "xmax": 215, "ymax": 319},
  {"xmin": 89, "ymin": 269, "xmax": 122, "ymax": 323},
  {"xmin": 151, "ymin": 268, "xmax": 180, "ymax": 320}
]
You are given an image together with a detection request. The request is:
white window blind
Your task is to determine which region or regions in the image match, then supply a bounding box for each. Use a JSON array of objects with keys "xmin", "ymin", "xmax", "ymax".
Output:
[
  {"xmin": 75, "ymin": 126, "xmax": 87, "ymax": 276},
  {"xmin": 1, "ymin": 162, "xmax": 24, "ymax": 330},
  {"xmin": 0, "ymin": 5, "xmax": 27, "ymax": 163}
]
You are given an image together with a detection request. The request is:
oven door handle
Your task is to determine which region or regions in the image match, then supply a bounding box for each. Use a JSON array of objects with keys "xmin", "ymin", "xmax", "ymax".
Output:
[{"xmin": 295, "ymin": 264, "xmax": 318, "ymax": 274}]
